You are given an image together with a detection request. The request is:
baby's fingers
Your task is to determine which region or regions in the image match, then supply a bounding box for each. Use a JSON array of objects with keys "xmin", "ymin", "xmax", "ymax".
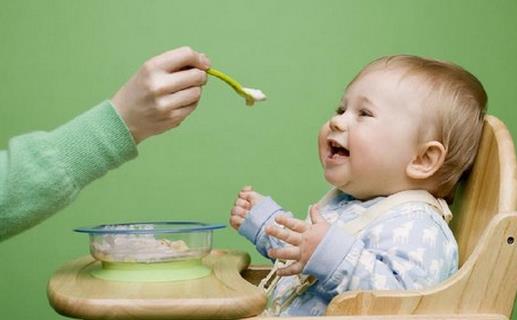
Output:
[
  {"xmin": 268, "ymin": 247, "xmax": 301, "ymax": 261},
  {"xmin": 231, "ymin": 206, "xmax": 248, "ymax": 218},
  {"xmin": 266, "ymin": 224, "xmax": 302, "ymax": 245},
  {"xmin": 275, "ymin": 215, "xmax": 307, "ymax": 233},
  {"xmin": 239, "ymin": 190, "xmax": 255, "ymax": 202},
  {"xmin": 277, "ymin": 262, "xmax": 304, "ymax": 277},
  {"xmin": 230, "ymin": 215, "xmax": 244, "ymax": 230},
  {"xmin": 234, "ymin": 198, "xmax": 250, "ymax": 210},
  {"xmin": 239, "ymin": 186, "xmax": 253, "ymax": 198}
]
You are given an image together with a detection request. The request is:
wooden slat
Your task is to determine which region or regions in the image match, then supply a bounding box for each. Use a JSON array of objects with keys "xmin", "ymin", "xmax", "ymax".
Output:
[{"xmin": 452, "ymin": 115, "xmax": 517, "ymax": 265}]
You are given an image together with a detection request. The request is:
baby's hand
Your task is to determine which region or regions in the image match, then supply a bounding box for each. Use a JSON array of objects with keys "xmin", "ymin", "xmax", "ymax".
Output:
[
  {"xmin": 265, "ymin": 204, "xmax": 330, "ymax": 276},
  {"xmin": 112, "ymin": 46, "xmax": 211, "ymax": 144},
  {"xmin": 229, "ymin": 186, "xmax": 265, "ymax": 231}
]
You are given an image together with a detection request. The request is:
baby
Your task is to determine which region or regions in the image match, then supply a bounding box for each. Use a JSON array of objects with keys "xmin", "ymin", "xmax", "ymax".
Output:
[{"xmin": 230, "ymin": 55, "xmax": 487, "ymax": 316}]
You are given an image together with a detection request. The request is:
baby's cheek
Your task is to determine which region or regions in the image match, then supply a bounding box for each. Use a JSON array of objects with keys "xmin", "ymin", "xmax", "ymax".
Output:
[
  {"xmin": 317, "ymin": 127, "xmax": 330, "ymax": 162},
  {"xmin": 348, "ymin": 133, "xmax": 363, "ymax": 157},
  {"xmin": 349, "ymin": 137, "xmax": 376, "ymax": 171},
  {"xmin": 318, "ymin": 124, "xmax": 330, "ymax": 145}
]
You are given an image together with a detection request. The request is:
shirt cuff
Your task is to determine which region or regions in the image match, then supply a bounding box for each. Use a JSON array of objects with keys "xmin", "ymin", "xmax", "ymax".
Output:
[
  {"xmin": 303, "ymin": 223, "xmax": 356, "ymax": 283},
  {"xmin": 239, "ymin": 196, "xmax": 283, "ymax": 244},
  {"xmin": 48, "ymin": 100, "xmax": 138, "ymax": 188}
]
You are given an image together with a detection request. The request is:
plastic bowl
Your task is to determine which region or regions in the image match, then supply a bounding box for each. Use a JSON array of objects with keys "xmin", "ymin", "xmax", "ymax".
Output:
[{"xmin": 74, "ymin": 221, "xmax": 225, "ymax": 263}]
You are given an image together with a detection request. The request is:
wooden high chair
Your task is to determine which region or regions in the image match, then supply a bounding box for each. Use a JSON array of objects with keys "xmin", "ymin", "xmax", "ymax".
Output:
[
  {"xmin": 48, "ymin": 116, "xmax": 516, "ymax": 320},
  {"xmin": 243, "ymin": 115, "xmax": 517, "ymax": 320}
]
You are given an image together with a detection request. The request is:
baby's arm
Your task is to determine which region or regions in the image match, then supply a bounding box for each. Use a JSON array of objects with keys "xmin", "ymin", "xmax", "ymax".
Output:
[
  {"xmin": 230, "ymin": 186, "xmax": 294, "ymax": 259},
  {"xmin": 304, "ymin": 208, "xmax": 458, "ymax": 298}
]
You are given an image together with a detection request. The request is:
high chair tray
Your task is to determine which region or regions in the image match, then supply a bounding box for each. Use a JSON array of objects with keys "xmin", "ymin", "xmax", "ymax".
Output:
[{"xmin": 48, "ymin": 249, "xmax": 266, "ymax": 319}]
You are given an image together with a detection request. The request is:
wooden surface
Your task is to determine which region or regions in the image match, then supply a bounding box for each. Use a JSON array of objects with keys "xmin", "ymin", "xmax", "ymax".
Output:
[
  {"xmin": 256, "ymin": 314, "xmax": 508, "ymax": 320},
  {"xmin": 326, "ymin": 116, "xmax": 517, "ymax": 318},
  {"xmin": 451, "ymin": 115, "xmax": 517, "ymax": 266},
  {"xmin": 48, "ymin": 249, "xmax": 266, "ymax": 319}
]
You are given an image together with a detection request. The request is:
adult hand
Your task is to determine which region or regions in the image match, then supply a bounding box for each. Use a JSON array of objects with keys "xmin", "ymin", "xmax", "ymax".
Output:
[
  {"xmin": 265, "ymin": 204, "xmax": 330, "ymax": 276},
  {"xmin": 112, "ymin": 46, "xmax": 211, "ymax": 144},
  {"xmin": 229, "ymin": 186, "xmax": 265, "ymax": 230}
]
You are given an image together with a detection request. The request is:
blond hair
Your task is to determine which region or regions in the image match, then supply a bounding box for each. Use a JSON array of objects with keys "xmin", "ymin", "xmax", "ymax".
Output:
[{"xmin": 350, "ymin": 55, "xmax": 487, "ymax": 198}]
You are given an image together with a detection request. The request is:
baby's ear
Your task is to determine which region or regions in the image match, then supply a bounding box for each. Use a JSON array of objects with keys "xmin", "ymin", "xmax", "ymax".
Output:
[{"xmin": 406, "ymin": 141, "xmax": 446, "ymax": 180}]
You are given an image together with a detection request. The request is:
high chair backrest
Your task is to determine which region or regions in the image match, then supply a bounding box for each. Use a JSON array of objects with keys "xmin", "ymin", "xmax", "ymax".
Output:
[
  {"xmin": 450, "ymin": 115, "xmax": 517, "ymax": 266},
  {"xmin": 326, "ymin": 115, "xmax": 517, "ymax": 318}
]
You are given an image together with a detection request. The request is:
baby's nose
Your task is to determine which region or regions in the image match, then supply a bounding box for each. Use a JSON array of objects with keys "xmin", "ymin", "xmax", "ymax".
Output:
[{"xmin": 329, "ymin": 115, "xmax": 347, "ymax": 132}]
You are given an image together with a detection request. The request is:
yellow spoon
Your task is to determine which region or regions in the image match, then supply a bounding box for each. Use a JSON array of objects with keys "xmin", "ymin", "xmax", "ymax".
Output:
[{"xmin": 206, "ymin": 68, "xmax": 266, "ymax": 106}]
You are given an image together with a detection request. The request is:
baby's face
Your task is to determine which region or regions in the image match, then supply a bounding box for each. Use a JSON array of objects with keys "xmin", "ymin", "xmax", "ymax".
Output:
[{"xmin": 318, "ymin": 67, "xmax": 428, "ymax": 199}]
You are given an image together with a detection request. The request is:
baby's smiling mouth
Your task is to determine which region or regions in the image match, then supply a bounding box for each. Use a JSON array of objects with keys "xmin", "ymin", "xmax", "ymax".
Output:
[{"xmin": 328, "ymin": 140, "xmax": 350, "ymax": 158}]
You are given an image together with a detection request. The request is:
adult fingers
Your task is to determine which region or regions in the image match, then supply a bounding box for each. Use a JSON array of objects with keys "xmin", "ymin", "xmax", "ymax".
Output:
[
  {"xmin": 157, "ymin": 103, "xmax": 197, "ymax": 130},
  {"xmin": 268, "ymin": 247, "xmax": 301, "ymax": 261},
  {"xmin": 275, "ymin": 215, "xmax": 307, "ymax": 233},
  {"xmin": 157, "ymin": 86, "xmax": 202, "ymax": 114},
  {"xmin": 266, "ymin": 225, "xmax": 302, "ymax": 246},
  {"xmin": 151, "ymin": 46, "xmax": 211, "ymax": 72},
  {"xmin": 231, "ymin": 206, "xmax": 248, "ymax": 218},
  {"xmin": 152, "ymin": 68, "xmax": 207, "ymax": 96},
  {"xmin": 170, "ymin": 103, "xmax": 198, "ymax": 120}
]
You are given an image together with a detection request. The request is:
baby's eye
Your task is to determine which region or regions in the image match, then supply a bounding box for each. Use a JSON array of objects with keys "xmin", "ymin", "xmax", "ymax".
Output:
[
  {"xmin": 359, "ymin": 108, "xmax": 373, "ymax": 117},
  {"xmin": 335, "ymin": 106, "xmax": 346, "ymax": 115}
]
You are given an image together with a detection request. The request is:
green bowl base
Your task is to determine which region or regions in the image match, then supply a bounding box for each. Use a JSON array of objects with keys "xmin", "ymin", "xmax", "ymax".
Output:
[{"xmin": 90, "ymin": 258, "xmax": 211, "ymax": 282}]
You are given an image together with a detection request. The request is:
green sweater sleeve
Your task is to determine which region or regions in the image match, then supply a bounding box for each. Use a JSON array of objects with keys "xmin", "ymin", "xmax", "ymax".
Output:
[{"xmin": 0, "ymin": 100, "xmax": 138, "ymax": 241}]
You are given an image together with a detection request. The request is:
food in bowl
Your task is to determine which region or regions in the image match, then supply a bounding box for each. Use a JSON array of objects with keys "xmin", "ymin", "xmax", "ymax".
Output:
[{"xmin": 74, "ymin": 221, "xmax": 225, "ymax": 263}]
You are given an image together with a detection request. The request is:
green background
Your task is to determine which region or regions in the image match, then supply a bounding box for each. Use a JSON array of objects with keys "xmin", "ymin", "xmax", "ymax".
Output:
[{"xmin": 1, "ymin": 0, "xmax": 516, "ymax": 319}]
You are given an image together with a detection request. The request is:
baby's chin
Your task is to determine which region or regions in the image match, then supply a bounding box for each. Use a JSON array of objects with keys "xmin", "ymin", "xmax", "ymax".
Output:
[
  {"xmin": 323, "ymin": 172, "xmax": 350, "ymax": 192},
  {"xmin": 322, "ymin": 174, "xmax": 370, "ymax": 200}
]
